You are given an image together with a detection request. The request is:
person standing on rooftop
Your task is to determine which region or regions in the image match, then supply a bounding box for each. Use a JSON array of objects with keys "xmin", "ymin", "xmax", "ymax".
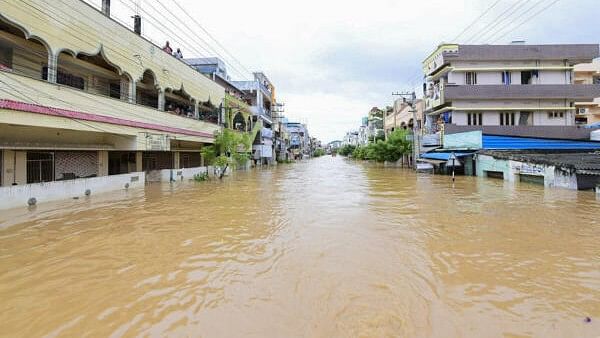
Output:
[
  {"xmin": 174, "ymin": 48, "xmax": 183, "ymax": 60},
  {"xmin": 162, "ymin": 41, "xmax": 173, "ymax": 54}
]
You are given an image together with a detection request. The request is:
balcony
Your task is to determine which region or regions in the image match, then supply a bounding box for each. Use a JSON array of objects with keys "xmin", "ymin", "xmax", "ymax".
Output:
[
  {"xmin": 0, "ymin": 71, "xmax": 220, "ymax": 144},
  {"xmin": 443, "ymin": 84, "xmax": 600, "ymax": 101},
  {"xmin": 224, "ymin": 93, "xmax": 252, "ymax": 114}
]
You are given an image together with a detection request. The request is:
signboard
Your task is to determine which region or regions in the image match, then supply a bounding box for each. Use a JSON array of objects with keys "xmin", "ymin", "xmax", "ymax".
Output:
[
  {"xmin": 512, "ymin": 163, "xmax": 545, "ymax": 176},
  {"xmin": 417, "ymin": 163, "xmax": 434, "ymax": 171},
  {"xmin": 139, "ymin": 133, "xmax": 170, "ymax": 151}
]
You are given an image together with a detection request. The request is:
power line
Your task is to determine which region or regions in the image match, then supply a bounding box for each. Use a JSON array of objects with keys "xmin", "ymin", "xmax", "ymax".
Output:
[
  {"xmin": 113, "ymin": 0, "xmax": 252, "ymax": 81},
  {"xmin": 479, "ymin": 0, "xmax": 547, "ymax": 43},
  {"xmin": 464, "ymin": 0, "xmax": 526, "ymax": 43},
  {"xmin": 155, "ymin": 0, "xmax": 253, "ymax": 79},
  {"xmin": 0, "ymin": 76, "xmax": 131, "ymax": 137},
  {"xmin": 21, "ymin": 0, "xmax": 225, "ymax": 94},
  {"xmin": 452, "ymin": 0, "xmax": 503, "ymax": 42},
  {"xmin": 492, "ymin": 0, "xmax": 562, "ymax": 44},
  {"xmin": 166, "ymin": 0, "xmax": 254, "ymax": 78},
  {"xmin": 484, "ymin": 0, "xmax": 548, "ymax": 43},
  {"xmin": 114, "ymin": 0, "xmax": 248, "ymax": 79}
]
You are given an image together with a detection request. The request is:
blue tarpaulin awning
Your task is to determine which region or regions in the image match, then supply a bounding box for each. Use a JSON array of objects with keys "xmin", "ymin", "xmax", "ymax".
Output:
[{"xmin": 420, "ymin": 152, "xmax": 475, "ymax": 161}]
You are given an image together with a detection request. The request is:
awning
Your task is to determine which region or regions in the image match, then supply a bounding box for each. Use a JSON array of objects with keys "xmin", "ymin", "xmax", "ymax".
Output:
[
  {"xmin": 420, "ymin": 152, "xmax": 475, "ymax": 161},
  {"xmin": 418, "ymin": 158, "xmax": 446, "ymax": 165}
]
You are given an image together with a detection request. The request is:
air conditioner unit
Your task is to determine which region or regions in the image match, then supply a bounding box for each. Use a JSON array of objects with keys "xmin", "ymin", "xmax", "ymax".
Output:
[{"xmin": 578, "ymin": 108, "xmax": 589, "ymax": 115}]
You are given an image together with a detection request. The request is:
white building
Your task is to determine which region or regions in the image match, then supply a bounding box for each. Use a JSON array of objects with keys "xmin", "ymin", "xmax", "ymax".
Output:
[{"xmin": 423, "ymin": 44, "xmax": 600, "ymax": 131}]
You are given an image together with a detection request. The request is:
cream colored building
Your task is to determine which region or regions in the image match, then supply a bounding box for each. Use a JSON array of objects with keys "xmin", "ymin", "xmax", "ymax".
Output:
[
  {"xmin": 574, "ymin": 61, "xmax": 600, "ymax": 124},
  {"xmin": 0, "ymin": 0, "xmax": 226, "ymax": 206},
  {"xmin": 384, "ymin": 99, "xmax": 424, "ymax": 136}
]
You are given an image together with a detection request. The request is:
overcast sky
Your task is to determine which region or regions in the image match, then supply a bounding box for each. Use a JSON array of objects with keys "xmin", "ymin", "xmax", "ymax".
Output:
[{"xmin": 90, "ymin": 0, "xmax": 600, "ymax": 142}]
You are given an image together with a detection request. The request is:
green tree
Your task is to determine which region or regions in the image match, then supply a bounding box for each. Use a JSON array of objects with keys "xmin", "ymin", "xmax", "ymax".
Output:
[
  {"xmin": 339, "ymin": 144, "xmax": 356, "ymax": 156},
  {"xmin": 313, "ymin": 148, "xmax": 326, "ymax": 157},
  {"xmin": 347, "ymin": 130, "xmax": 412, "ymax": 163},
  {"xmin": 201, "ymin": 129, "xmax": 252, "ymax": 179}
]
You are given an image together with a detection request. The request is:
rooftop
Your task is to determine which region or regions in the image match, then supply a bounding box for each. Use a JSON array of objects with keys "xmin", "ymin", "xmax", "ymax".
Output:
[
  {"xmin": 444, "ymin": 44, "xmax": 600, "ymax": 62},
  {"xmin": 479, "ymin": 151, "xmax": 600, "ymax": 171}
]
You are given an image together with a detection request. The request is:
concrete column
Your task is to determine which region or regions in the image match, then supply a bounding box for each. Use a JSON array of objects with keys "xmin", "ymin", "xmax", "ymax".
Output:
[
  {"xmin": 97, "ymin": 151, "xmax": 109, "ymax": 177},
  {"xmin": 135, "ymin": 151, "xmax": 143, "ymax": 172},
  {"xmin": 173, "ymin": 152, "xmax": 180, "ymax": 169},
  {"xmin": 158, "ymin": 89, "xmax": 165, "ymax": 111},
  {"xmin": 47, "ymin": 52, "xmax": 58, "ymax": 83},
  {"xmin": 2, "ymin": 150, "xmax": 26, "ymax": 186},
  {"xmin": 194, "ymin": 102, "xmax": 199, "ymax": 119},
  {"xmin": 129, "ymin": 80, "xmax": 137, "ymax": 104},
  {"xmin": 120, "ymin": 77, "xmax": 129, "ymax": 101}
]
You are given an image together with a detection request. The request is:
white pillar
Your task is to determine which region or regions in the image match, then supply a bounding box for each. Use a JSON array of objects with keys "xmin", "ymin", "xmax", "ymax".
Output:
[
  {"xmin": 158, "ymin": 89, "xmax": 165, "ymax": 111},
  {"xmin": 47, "ymin": 52, "xmax": 58, "ymax": 83},
  {"xmin": 129, "ymin": 80, "xmax": 137, "ymax": 104}
]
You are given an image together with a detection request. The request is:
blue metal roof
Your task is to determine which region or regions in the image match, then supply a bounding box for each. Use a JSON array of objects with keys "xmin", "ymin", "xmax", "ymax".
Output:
[
  {"xmin": 482, "ymin": 135, "xmax": 600, "ymax": 150},
  {"xmin": 420, "ymin": 152, "xmax": 475, "ymax": 161}
]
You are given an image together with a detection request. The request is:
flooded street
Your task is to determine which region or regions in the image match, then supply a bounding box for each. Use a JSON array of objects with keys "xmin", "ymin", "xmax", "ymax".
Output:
[{"xmin": 1, "ymin": 156, "xmax": 599, "ymax": 337}]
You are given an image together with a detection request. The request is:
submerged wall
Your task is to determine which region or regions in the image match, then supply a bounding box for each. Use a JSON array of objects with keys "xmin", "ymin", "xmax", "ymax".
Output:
[{"xmin": 0, "ymin": 172, "xmax": 145, "ymax": 210}]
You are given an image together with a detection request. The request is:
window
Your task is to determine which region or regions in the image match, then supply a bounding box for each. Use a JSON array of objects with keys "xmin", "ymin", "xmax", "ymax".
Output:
[
  {"xmin": 42, "ymin": 67, "xmax": 85, "ymax": 90},
  {"xmin": 593, "ymin": 76, "xmax": 600, "ymax": 85},
  {"xmin": 465, "ymin": 72, "xmax": 477, "ymax": 85},
  {"xmin": 109, "ymin": 83, "xmax": 121, "ymax": 99},
  {"xmin": 519, "ymin": 112, "xmax": 530, "ymax": 126},
  {"xmin": 27, "ymin": 152, "xmax": 54, "ymax": 184},
  {"xmin": 548, "ymin": 111, "xmax": 564, "ymax": 119},
  {"xmin": 521, "ymin": 71, "xmax": 534, "ymax": 84},
  {"xmin": 502, "ymin": 71, "xmax": 511, "ymax": 85},
  {"xmin": 0, "ymin": 44, "xmax": 13, "ymax": 69},
  {"xmin": 467, "ymin": 113, "xmax": 482, "ymax": 126},
  {"xmin": 500, "ymin": 112, "xmax": 515, "ymax": 126}
]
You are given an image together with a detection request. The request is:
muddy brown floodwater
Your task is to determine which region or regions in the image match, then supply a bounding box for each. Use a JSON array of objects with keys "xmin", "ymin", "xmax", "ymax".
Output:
[{"xmin": 1, "ymin": 156, "xmax": 599, "ymax": 337}]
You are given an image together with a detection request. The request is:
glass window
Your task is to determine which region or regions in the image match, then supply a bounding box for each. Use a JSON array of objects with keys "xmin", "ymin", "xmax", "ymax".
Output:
[
  {"xmin": 465, "ymin": 72, "xmax": 477, "ymax": 85},
  {"xmin": 502, "ymin": 71, "xmax": 511, "ymax": 85},
  {"xmin": 0, "ymin": 44, "xmax": 13, "ymax": 69},
  {"xmin": 27, "ymin": 152, "xmax": 54, "ymax": 184}
]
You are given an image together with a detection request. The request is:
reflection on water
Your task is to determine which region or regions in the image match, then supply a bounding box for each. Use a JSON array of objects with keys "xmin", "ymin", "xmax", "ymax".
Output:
[{"xmin": 1, "ymin": 157, "xmax": 599, "ymax": 337}]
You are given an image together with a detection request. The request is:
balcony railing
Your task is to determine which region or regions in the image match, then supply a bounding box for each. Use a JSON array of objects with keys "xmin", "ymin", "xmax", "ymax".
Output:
[
  {"xmin": 224, "ymin": 93, "xmax": 252, "ymax": 113},
  {"xmin": 443, "ymin": 84, "xmax": 600, "ymax": 100},
  {"xmin": 0, "ymin": 71, "xmax": 220, "ymax": 139}
]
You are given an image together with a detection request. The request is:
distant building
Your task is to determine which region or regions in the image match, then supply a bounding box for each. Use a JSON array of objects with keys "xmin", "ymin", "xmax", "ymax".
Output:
[
  {"xmin": 286, "ymin": 122, "xmax": 310, "ymax": 159},
  {"xmin": 233, "ymin": 73, "xmax": 277, "ymax": 164},
  {"xmin": 367, "ymin": 107, "xmax": 385, "ymax": 142},
  {"xmin": 384, "ymin": 99, "xmax": 424, "ymax": 136}
]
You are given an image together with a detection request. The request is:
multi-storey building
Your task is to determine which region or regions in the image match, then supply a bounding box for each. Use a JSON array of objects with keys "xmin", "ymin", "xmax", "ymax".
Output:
[
  {"xmin": 574, "ymin": 61, "xmax": 600, "ymax": 125},
  {"xmin": 384, "ymin": 99, "xmax": 425, "ymax": 136},
  {"xmin": 0, "ymin": 0, "xmax": 225, "ymax": 206},
  {"xmin": 423, "ymin": 44, "xmax": 600, "ymax": 133},
  {"xmin": 186, "ymin": 57, "xmax": 256, "ymax": 134},
  {"xmin": 366, "ymin": 107, "xmax": 384, "ymax": 141},
  {"xmin": 286, "ymin": 122, "xmax": 309, "ymax": 159},
  {"xmin": 233, "ymin": 72, "xmax": 276, "ymax": 164}
]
